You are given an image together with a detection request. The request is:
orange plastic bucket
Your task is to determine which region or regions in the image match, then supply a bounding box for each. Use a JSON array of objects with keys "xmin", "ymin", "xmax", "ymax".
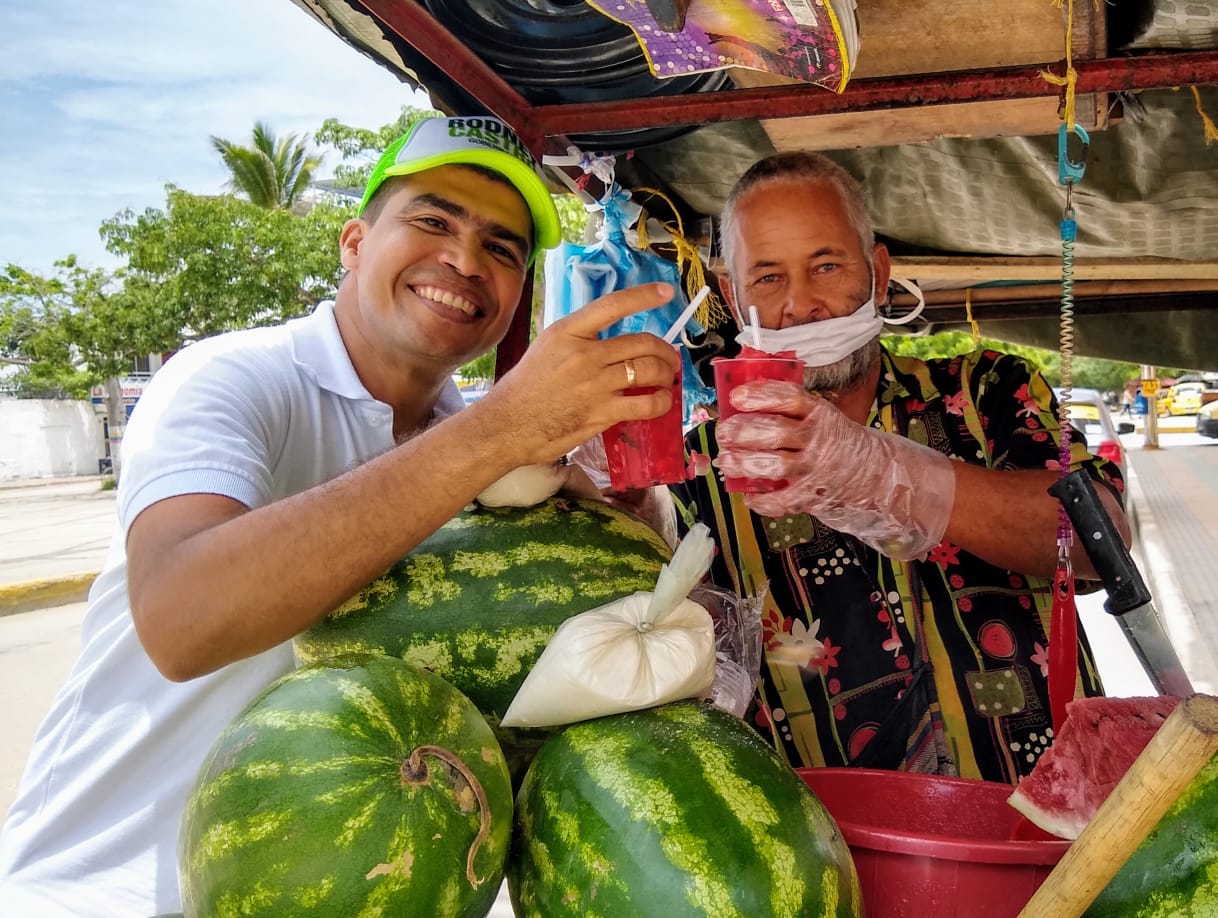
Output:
[{"xmin": 797, "ymin": 768, "xmax": 1069, "ymax": 918}]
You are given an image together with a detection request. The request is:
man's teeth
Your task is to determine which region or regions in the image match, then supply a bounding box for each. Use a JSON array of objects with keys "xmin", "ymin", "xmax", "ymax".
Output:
[{"xmin": 416, "ymin": 286, "xmax": 476, "ymax": 316}]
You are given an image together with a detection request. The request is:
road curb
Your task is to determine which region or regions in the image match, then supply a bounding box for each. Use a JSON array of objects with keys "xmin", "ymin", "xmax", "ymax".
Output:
[{"xmin": 0, "ymin": 573, "xmax": 98, "ymax": 618}]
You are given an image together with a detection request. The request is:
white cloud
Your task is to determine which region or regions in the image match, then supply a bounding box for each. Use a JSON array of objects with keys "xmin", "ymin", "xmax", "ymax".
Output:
[{"xmin": 0, "ymin": 0, "xmax": 431, "ymax": 273}]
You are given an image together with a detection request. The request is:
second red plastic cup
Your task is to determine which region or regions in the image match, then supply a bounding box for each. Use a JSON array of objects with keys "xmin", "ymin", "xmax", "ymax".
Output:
[{"xmin": 712, "ymin": 354, "xmax": 806, "ymax": 493}]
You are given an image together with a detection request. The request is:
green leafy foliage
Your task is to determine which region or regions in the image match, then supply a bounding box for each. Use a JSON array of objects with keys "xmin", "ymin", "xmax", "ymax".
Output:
[
  {"xmin": 883, "ymin": 331, "xmax": 1157, "ymax": 393},
  {"xmin": 0, "ymin": 110, "xmax": 375, "ymax": 396},
  {"xmin": 100, "ymin": 187, "xmax": 349, "ymax": 340},
  {"xmin": 0, "ymin": 258, "xmax": 149, "ymax": 397}
]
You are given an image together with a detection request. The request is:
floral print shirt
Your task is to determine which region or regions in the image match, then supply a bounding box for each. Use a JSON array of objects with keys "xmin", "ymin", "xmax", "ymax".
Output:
[{"xmin": 670, "ymin": 347, "xmax": 1124, "ymax": 784}]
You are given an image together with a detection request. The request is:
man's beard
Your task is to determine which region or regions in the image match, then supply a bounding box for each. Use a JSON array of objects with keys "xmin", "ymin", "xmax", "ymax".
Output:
[{"xmin": 803, "ymin": 334, "xmax": 881, "ymax": 395}]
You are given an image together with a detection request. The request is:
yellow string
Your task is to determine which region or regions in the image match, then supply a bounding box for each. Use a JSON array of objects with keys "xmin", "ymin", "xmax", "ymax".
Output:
[
  {"xmin": 1190, "ymin": 86, "xmax": 1218, "ymax": 145},
  {"xmin": 1040, "ymin": 0, "xmax": 1078, "ymax": 129},
  {"xmin": 965, "ymin": 289, "xmax": 981, "ymax": 345},
  {"xmin": 631, "ymin": 186, "xmax": 731, "ymax": 329},
  {"xmin": 635, "ymin": 209, "xmax": 652, "ymax": 250}
]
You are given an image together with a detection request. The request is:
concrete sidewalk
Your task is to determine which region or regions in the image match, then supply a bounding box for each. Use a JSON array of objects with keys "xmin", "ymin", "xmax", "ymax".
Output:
[
  {"xmin": 0, "ymin": 476, "xmax": 115, "ymax": 615},
  {"xmin": 1124, "ymin": 438, "xmax": 1218, "ymax": 693}
]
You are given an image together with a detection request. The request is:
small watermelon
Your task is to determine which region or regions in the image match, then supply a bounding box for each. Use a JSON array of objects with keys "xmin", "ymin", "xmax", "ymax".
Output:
[
  {"xmin": 179, "ymin": 653, "xmax": 513, "ymax": 918},
  {"xmin": 295, "ymin": 497, "xmax": 671, "ymax": 778},
  {"xmin": 508, "ymin": 700, "xmax": 862, "ymax": 917},
  {"xmin": 1008, "ymin": 695, "xmax": 1181, "ymax": 839}
]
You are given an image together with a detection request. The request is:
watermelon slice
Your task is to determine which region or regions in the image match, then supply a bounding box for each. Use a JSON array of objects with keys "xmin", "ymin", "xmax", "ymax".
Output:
[{"xmin": 1008, "ymin": 695, "xmax": 1181, "ymax": 839}]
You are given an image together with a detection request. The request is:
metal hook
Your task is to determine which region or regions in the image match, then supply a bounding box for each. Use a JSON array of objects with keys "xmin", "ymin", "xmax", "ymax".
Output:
[{"xmin": 1058, "ymin": 123, "xmax": 1089, "ymax": 186}]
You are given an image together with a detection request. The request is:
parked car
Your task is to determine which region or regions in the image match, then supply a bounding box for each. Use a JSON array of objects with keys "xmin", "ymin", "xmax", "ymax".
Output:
[
  {"xmin": 454, "ymin": 376, "xmax": 491, "ymax": 405},
  {"xmin": 1055, "ymin": 387, "xmax": 1136, "ymax": 482},
  {"xmin": 1199, "ymin": 401, "xmax": 1218, "ymax": 439},
  {"xmin": 1166, "ymin": 381, "xmax": 1205, "ymax": 416}
]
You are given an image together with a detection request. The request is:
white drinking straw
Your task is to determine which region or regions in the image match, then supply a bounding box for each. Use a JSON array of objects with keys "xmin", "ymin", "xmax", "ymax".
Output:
[
  {"xmin": 747, "ymin": 305, "xmax": 762, "ymax": 349},
  {"xmin": 661, "ymin": 284, "xmax": 711, "ymax": 344}
]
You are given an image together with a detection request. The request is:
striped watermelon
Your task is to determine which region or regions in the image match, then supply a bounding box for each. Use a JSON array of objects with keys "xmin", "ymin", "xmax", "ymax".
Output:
[
  {"xmin": 1085, "ymin": 752, "xmax": 1218, "ymax": 916},
  {"xmin": 295, "ymin": 497, "xmax": 671, "ymax": 778},
  {"xmin": 508, "ymin": 700, "xmax": 862, "ymax": 917},
  {"xmin": 179, "ymin": 653, "xmax": 513, "ymax": 918}
]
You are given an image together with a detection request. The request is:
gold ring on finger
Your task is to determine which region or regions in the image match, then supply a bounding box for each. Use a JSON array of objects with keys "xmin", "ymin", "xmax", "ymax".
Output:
[{"xmin": 624, "ymin": 359, "xmax": 637, "ymax": 388}]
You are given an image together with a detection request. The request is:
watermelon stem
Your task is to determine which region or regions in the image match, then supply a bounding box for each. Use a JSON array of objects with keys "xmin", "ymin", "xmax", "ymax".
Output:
[{"xmin": 400, "ymin": 744, "xmax": 491, "ymax": 888}]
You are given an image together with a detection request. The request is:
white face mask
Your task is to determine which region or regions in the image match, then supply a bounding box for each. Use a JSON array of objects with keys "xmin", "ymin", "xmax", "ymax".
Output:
[{"xmin": 733, "ymin": 276, "xmax": 925, "ymax": 368}]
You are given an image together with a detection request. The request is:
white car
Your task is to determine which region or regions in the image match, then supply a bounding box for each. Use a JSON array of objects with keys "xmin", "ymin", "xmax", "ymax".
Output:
[{"xmin": 1054, "ymin": 387, "xmax": 1135, "ymax": 483}]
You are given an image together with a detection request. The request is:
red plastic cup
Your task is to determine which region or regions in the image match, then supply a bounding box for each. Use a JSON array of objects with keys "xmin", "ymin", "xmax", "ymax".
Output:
[
  {"xmin": 712, "ymin": 352, "xmax": 805, "ymax": 493},
  {"xmin": 601, "ymin": 364, "xmax": 686, "ymax": 491}
]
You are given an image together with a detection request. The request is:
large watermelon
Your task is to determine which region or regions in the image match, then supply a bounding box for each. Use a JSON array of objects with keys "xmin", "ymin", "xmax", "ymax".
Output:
[
  {"xmin": 295, "ymin": 497, "xmax": 671, "ymax": 777},
  {"xmin": 1085, "ymin": 751, "xmax": 1218, "ymax": 916},
  {"xmin": 179, "ymin": 653, "xmax": 513, "ymax": 918},
  {"xmin": 508, "ymin": 700, "xmax": 862, "ymax": 917}
]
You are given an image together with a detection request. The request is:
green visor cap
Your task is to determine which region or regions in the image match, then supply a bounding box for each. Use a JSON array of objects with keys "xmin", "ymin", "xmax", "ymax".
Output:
[{"xmin": 358, "ymin": 116, "xmax": 561, "ymax": 259}]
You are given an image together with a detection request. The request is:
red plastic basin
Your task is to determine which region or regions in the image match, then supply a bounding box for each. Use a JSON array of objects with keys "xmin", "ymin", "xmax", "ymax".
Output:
[{"xmin": 797, "ymin": 768, "xmax": 1069, "ymax": 918}]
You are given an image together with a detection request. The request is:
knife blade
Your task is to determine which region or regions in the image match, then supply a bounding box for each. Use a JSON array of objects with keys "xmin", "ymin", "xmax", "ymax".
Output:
[{"xmin": 1048, "ymin": 469, "xmax": 1194, "ymax": 697}]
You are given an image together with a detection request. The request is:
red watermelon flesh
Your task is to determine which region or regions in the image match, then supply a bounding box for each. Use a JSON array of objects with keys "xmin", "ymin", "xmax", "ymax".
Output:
[{"xmin": 1007, "ymin": 695, "xmax": 1181, "ymax": 840}]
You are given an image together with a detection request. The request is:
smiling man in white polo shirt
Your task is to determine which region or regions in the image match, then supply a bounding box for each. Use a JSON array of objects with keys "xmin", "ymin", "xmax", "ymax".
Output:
[{"xmin": 0, "ymin": 115, "xmax": 680, "ymax": 917}]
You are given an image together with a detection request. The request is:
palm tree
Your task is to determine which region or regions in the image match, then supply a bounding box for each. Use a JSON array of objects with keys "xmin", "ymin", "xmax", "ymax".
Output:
[{"xmin": 210, "ymin": 122, "xmax": 323, "ymax": 211}]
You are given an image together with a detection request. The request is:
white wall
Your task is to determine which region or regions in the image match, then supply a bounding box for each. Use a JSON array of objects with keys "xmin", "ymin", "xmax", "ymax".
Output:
[{"xmin": 0, "ymin": 399, "xmax": 106, "ymax": 481}]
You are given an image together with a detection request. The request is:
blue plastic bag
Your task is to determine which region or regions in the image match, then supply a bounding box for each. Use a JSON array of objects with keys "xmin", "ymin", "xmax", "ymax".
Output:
[{"xmin": 543, "ymin": 184, "xmax": 716, "ymax": 424}]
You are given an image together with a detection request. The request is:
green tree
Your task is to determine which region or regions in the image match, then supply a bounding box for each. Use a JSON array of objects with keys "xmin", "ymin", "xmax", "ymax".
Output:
[
  {"xmin": 100, "ymin": 187, "xmax": 350, "ymax": 341},
  {"xmin": 882, "ymin": 331, "xmax": 1173, "ymax": 396},
  {"xmin": 1068, "ymin": 356, "xmax": 1141, "ymax": 393},
  {"xmin": 6, "ymin": 104, "xmax": 588, "ymax": 409},
  {"xmin": 0, "ymin": 258, "xmax": 178, "ymax": 476},
  {"xmin": 313, "ymin": 106, "xmax": 443, "ymax": 197},
  {"xmin": 883, "ymin": 331, "xmax": 1056, "ymax": 375},
  {"xmin": 211, "ymin": 122, "xmax": 324, "ymax": 211},
  {"xmin": 0, "ymin": 258, "xmax": 142, "ymax": 399}
]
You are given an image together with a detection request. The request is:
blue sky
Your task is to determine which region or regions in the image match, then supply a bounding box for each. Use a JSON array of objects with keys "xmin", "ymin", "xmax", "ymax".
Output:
[{"xmin": 1, "ymin": 0, "xmax": 430, "ymax": 274}]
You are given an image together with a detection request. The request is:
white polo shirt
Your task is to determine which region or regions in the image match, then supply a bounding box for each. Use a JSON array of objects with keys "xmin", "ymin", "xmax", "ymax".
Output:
[{"xmin": 0, "ymin": 301, "xmax": 464, "ymax": 917}]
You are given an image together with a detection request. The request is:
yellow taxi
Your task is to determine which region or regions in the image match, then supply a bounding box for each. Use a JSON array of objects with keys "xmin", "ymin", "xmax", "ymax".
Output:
[{"xmin": 1166, "ymin": 382, "xmax": 1205, "ymax": 416}]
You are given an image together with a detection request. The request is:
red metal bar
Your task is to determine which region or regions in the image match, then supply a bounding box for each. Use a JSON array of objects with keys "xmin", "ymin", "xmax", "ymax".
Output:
[
  {"xmin": 527, "ymin": 51, "xmax": 1218, "ymax": 137},
  {"xmin": 360, "ymin": 0, "xmax": 535, "ymax": 133},
  {"xmin": 495, "ymin": 272, "xmax": 535, "ymax": 382}
]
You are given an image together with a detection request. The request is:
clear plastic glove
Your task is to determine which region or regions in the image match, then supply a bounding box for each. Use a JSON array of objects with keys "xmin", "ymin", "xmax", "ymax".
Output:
[
  {"xmin": 715, "ymin": 380, "xmax": 957, "ymax": 561},
  {"xmin": 567, "ymin": 436, "xmax": 612, "ymax": 492},
  {"xmin": 568, "ymin": 436, "xmax": 679, "ymax": 549}
]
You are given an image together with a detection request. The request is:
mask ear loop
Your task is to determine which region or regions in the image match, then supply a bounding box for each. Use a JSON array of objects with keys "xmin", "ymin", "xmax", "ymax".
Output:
[{"xmin": 880, "ymin": 276, "xmax": 926, "ymax": 326}]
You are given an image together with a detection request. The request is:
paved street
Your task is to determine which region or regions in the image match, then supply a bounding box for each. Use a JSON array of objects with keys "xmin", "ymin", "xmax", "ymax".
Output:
[
  {"xmin": 0, "ymin": 477, "xmax": 116, "ymax": 590},
  {"xmin": 1125, "ymin": 433, "xmax": 1218, "ymax": 695}
]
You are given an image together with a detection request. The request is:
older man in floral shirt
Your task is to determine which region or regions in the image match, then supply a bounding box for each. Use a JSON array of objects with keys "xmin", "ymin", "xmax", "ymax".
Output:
[{"xmin": 671, "ymin": 151, "xmax": 1127, "ymax": 783}]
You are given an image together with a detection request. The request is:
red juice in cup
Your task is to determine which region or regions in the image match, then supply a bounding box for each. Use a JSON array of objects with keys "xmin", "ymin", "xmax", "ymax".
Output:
[
  {"xmin": 712, "ymin": 349, "xmax": 805, "ymax": 493},
  {"xmin": 602, "ymin": 364, "xmax": 686, "ymax": 491}
]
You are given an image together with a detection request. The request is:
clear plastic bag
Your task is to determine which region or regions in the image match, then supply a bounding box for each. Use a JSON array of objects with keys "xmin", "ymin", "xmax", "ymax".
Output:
[
  {"xmin": 542, "ymin": 183, "xmax": 716, "ymax": 424},
  {"xmin": 692, "ymin": 582, "xmax": 767, "ymax": 718}
]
